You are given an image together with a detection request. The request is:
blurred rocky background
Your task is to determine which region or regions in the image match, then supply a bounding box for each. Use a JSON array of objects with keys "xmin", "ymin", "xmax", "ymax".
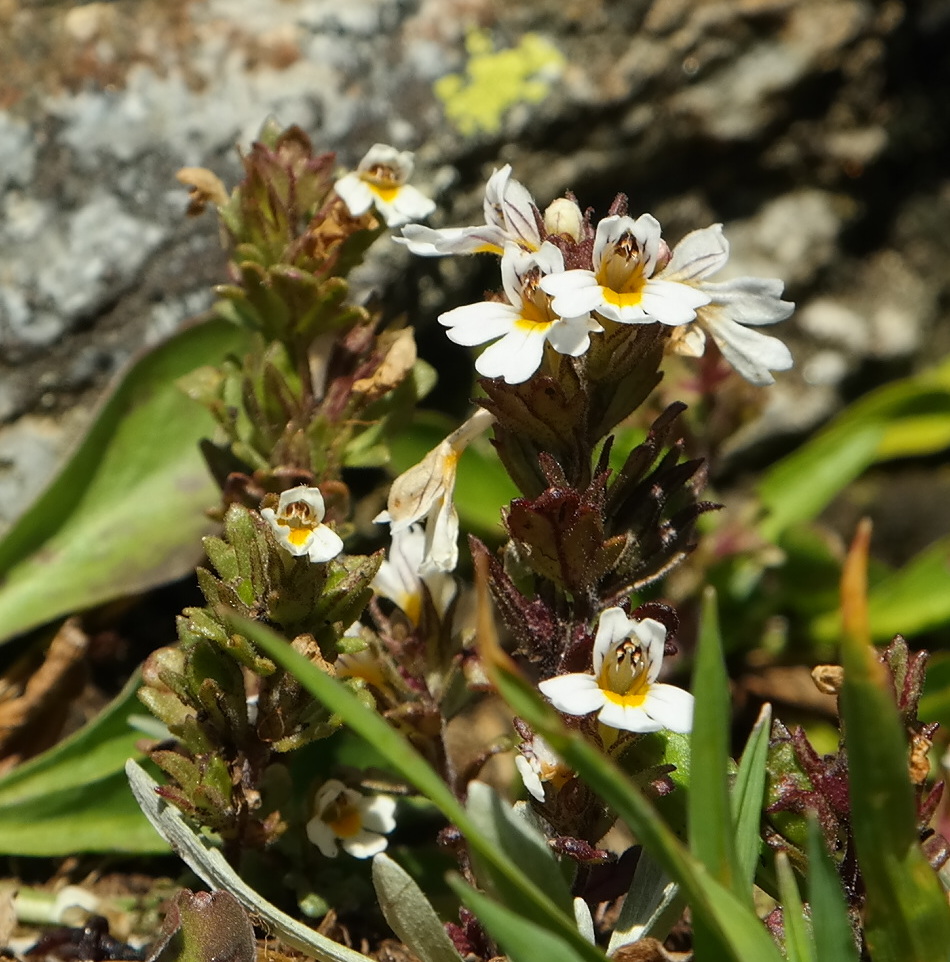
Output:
[{"xmin": 1, "ymin": 0, "xmax": 948, "ymax": 530}]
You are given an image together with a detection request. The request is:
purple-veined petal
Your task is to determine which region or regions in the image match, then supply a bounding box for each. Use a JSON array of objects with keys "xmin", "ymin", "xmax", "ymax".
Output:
[
  {"xmin": 539, "ymin": 673, "xmax": 605, "ymax": 715},
  {"xmin": 632, "ymin": 618, "xmax": 668, "ymax": 683},
  {"xmin": 663, "ymin": 224, "xmax": 729, "ymax": 281},
  {"xmin": 592, "ymin": 607, "xmax": 635, "ymax": 674}
]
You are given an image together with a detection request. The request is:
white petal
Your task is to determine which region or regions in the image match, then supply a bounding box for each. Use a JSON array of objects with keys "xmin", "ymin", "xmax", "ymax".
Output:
[
  {"xmin": 639, "ymin": 279, "xmax": 710, "ymax": 326},
  {"xmin": 358, "ymin": 144, "xmax": 414, "ymax": 179},
  {"xmin": 391, "ymin": 184, "xmax": 436, "ymax": 224},
  {"xmin": 592, "ymin": 215, "xmax": 634, "ymax": 268},
  {"xmin": 475, "ymin": 326, "xmax": 547, "ymax": 384},
  {"xmin": 342, "ymin": 830, "xmax": 389, "ymax": 859},
  {"xmin": 539, "ymin": 674, "xmax": 605, "ymax": 715},
  {"xmin": 631, "ymin": 618, "xmax": 668, "ymax": 683},
  {"xmin": 703, "ymin": 312, "xmax": 794, "ymax": 386},
  {"xmin": 277, "ymin": 486, "xmax": 326, "ymax": 519},
  {"xmin": 305, "ymin": 816, "xmax": 340, "ymax": 858},
  {"xmin": 501, "ymin": 176, "xmax": 542, "ymax": 251},
  {"xmin": 546, "ymin": 316, "xmax": 595, "ymax": 357},
  {"xmin": 592, "ymin": 608, "xmax": 635, "ymax": 674},
  {"xmin": 541, "ymin": 269, "xmax": 599, "ymax": 298},
  {"xmin": 440, "ymin": 302, "xmax": 518, "ymax": 345},
  {"xmin": 631, "ymin": 213, "xmax": 663, "ymax": 275},
  {"xmin": 360, "ymin": 794, "xmax": 397, "ymax": 834},
  {"xmin": 515, "ymin": 756, "xmax": 546, "ymax": 802},
  {"xmin": 499, "ymin": 244, "xmax": 533, "ymax": 307},
  {"xmin": 420, "ymin": 496, "xmax": 459, "ymax": 574},
  {"xmin": 663, "ymin": 224, "xmax": 729, "ymax": 281},
  {"xmin": 698, "ymin": 277, "xmax": 794, "ymax": 326},
  {"xmin": 643, "ymin": 684, "xmax": 695, "ymax": 733},
  {"xmin": 670, "ymin": 325, "xmax": 707, "ymax": 358},
  {"xmin": 334, "ymin": 175, "xmax": 373, "ymax": 216},
  {"xmin": 533, "ymin": 241, "xmax": 566, "ymax": 275},
  {"xmin": 483, "ymin": 165, "xmax": 513, "ymax": 228},
  {"xmin": 306, "ymin": 525, "xmax": 345, "ymax": 563},
  {"xmin": 597, "ymin": 700, "xmax": 663, "ymax": 733},
  {"xmin": 397, "ymin": 224, "xmax": 508, "ymax": 256}
]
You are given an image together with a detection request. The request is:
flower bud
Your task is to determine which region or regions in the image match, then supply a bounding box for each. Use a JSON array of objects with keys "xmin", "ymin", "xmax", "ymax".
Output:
[{"xmin": 543, "ymin": 197, "xmax": 584, "ymax": 242}]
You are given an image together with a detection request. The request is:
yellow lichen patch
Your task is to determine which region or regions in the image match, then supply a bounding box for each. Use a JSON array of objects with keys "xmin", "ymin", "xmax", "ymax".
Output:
[{"xmin": 435, "ymin": 30, "xmax": 565, "ymax": 137}]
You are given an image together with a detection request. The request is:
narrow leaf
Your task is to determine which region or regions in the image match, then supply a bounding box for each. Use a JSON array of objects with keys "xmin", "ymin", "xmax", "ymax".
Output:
[
  {"xmin": 606, "ymin": 850, "xmax": 682, "ymax": 955},
  {"xmin": 372, "ymin": 854, "xmax": 463, "ymax": 962},
  {"xmin": 731, "ymin": 702, "xmax": 772, "ymax": 890},
  {"xmin": 775, "ymin": 851, "xmax": 815, "ymax": 962},
  {"xmin": 806, "ymin": 817, "xmax": 859, "ymax": 962}
]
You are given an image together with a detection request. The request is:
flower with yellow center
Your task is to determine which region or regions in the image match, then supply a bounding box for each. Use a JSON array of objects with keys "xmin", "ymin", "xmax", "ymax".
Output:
[
  {"xmin": 539, "ymin": 607, "xmax": 693, "ymax": 733},
  {"xmin": 438, "ymin": 241, "xmax": 602, "ymax": 384},
  {"xmin": 305, "ymin": 779, "xmax": 396, "ymax": 859},
  {"xmin": 260, "ymin": 486, "xmax": 344, "ymax": 563},
  {"xmin": 399, "ymin": 163, "xmax": 542, "ymax": 256},
  {"xmin": 541, "ymin": 214, "xmax": 709, "ymax": 326},
  {"xmin": 334, "ymin": 144, "xmax": 435, "ymax": 228}
]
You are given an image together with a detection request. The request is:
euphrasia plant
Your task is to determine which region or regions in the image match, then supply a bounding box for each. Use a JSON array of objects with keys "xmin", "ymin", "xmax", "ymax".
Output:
[{"xmin": 135, "ymin": 121, "xmax": 949, "ymax": 958}]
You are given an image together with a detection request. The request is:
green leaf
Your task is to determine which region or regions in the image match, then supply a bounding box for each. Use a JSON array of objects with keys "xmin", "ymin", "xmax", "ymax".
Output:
[
  {"xmin": 840, "ymin": 615, "xmax": 950, "ymax": 959},
  {"xmin": 775, "ymin": 851, "xmax": 815, "ymax": 962},
  {"xmin": 449, "ymin": 877, "xmax": 597, "ymax": 962},
  {"xmin": 483, "ymin": 647, "xmax": 785, "ymax": 962},
  {"xmin": 606, "ymin": 850, "xmax": 682, "ymax": 955},
  {"xmin": 731, "ymin": 702, "xmax": 772, "ymax": 890},
  {"xmin": 690, "ymin": 589, "xmax": 742, "ymax": 900},
  {"xmin": 127, "ymin": 761, "xmax": 374, "ymax": 962},
  {"xmin": 806, "ymin": 817, "xmax": 859, "ymax": 962},
  {"xmin": 0, "ymin": 671, "xmax": 165, "ymax": 854},
  {"xmin": 0, "ymin": 318, "xmax": 250, "ymax": 644},
  {"xmin": 465, "ymin": 781, "xmax": 573, "ymax": 916},
  {"xmin": 372, "ymin": 854, "xmax": 464, "ymax": 962},
  {"xmin": 225, "ymin": 616, "xmax": 603, "ymax": 962}
]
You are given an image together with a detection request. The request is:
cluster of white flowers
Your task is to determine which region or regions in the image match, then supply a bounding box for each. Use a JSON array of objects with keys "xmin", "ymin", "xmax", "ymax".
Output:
[{"xmin": 397, "ymin": 163, "xmax": 794, "ymax": 387}]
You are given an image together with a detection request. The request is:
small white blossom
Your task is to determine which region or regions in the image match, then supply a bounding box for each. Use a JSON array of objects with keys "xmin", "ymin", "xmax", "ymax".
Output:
[
  {"xmin": 439, "ymin": 242, "xmax": 602, "ymax": 385},
  {"xmin": 376, "ymin": 409, "xmax": 495, "ymax": 574},
  {"xmin": 541, "ymin": 214, "xmax": 710, "ymax": 327},
  {"xmin": 515, "ymin": 733, "xmax": 573, "ymax": 802},
  {"xmin": 306, "ymin": 779, "xmax": 396, "ymax": 859},
  {"xmin": 539, "ymin": 607, "xmax": 693, "ymax": 734},
  {"xmin": 334, "ymin": 144, "xmax": 435, "ymax": 228},
  {"xmin": 261, "ymin": 486, "xmax": 343, "ymax": 563},
  {"xmin": 372, "ymin": 524, "xmax": 456, "ymax": 625},
  {"xmin": 398, "ymin": 164, "xmax": 541, "ymax": 256},
  {"xmin": 659, "ymin": 224, "xmax": 794, "ymax": 385}
]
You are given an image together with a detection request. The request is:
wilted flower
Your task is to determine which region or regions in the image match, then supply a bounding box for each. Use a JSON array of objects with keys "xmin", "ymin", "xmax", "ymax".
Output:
[
  {"xmin": 398, "ymin": 164, "xmax": 541, "ymax": 256},
  {"xmin": 372, "ymin": 524, "xmax": 457, "ymax": 625},
  {"xmin": 539, "ymin": 607, "xmax": 693, "ymax": 734},
  {"xmin": 515, "ymin": 733, "xmax": 573, "ymax": 802},
  {"xmin": 541, "ymin": 214, "xmax": 709, "ymax": 327},
  {"xmin": 334, "ymin": 144, "xmax": 435, "ymax": 228},
  {"xmin": 658, "ymin": 224, "xmax": 794, "ymax": 385},
  {"xmin": 439, "ymin": 242, "xmax": 602, "ymax": 384},
  {"xmin": 376, "ymin": 409, "xmax": 495, "ymax": 574},
  {"xmin": 261, "ymin": 486, "xmax": 343, "ymax": 563},
  {"xmin": 306, "ymin": 779, "xmax": 396, "ymax": 858}
]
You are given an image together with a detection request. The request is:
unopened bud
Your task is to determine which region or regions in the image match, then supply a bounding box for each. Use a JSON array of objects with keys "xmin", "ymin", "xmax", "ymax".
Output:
[
  {"xmin": 543, "ymin": 197, "xmax": 584, "ymax": 241},
  {"xmin": 812, "ymin": 664, "xmax": 844, "ymax": 695}
]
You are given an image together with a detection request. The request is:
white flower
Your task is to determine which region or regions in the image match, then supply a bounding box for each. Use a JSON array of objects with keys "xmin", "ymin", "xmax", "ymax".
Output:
[
  {"xmin": 659, "ymin": 224, "xmax": 794, "ymax": 385},
  {"xmin": 541, "ymin": 214, "xmax": 710, "ymax": 327},
  {"xmin": 261, "ymin": 486, "xmax": 344, "ymax": 563},
  {"xmin": 539, "ymin": 607, "xmax": 693, "ymax": 734},
  {"xmin": 515, "ymin": 734, "xmax": 573, "ymax": 802},
  {"xmin": 376, "ymin": 409, "xmax": 495, "ymax": 574},
  {"xmin": 439, "ymin": 242, "xmax": 602, "ymax": 384},
  {"xmin": 306, "ymin": 779, "xmax": 396, "ymax": 859},
  {"xmin": 398, "ymin": 164, "xmax": 541, "ymax": 256},
  {"xmin": 334, "ymin": 144, "xmax": 435, "ymax": 228},
  {"xmin": 372, "ymin": 524, "xmax": 457, "ymax": 625}
]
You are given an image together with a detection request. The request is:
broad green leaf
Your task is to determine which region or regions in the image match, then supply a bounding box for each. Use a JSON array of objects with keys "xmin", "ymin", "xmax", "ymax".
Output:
[
  {"xmin": 690, "ymin": 589, "xmax": 742, "ymax": 900},
  {"xmin": 0, "ymin": 671, "xmax": 166, "ymax": 854},
  {"xmin": 0, "ymin": 767, "xmax": 163, "ymax": 855},
  {"xmin": 775, "ymin": 851, "xmax": 814, "ymax": 962},
  {"xmin": 388, "ymin": 412, "xmax": 517, "ymax": 541},
  {"xmin": 482, "ymin": 645, "xmax": 785, "ymax": 962},
  {"xmin": 127, "ymin": 761, "xmax": 373, "ymax": 962},
  {"xmin": 0, "ymin": 318, "xmax": 250, "ymax": 644},
  {"xmin": 227, "ymin": 617, "xmax": 603, "ymax": 962},
  {"xmin": 372, "ymin": 854, "xmax": 463, "ymax": 962},
  {"xmin": 758, "ymin": 357, "xmax": 950, "ymax": 540},
  {"xmin": 449, "ymin": 878, "xmax": 596, "ymax": 962},
  {"xmin": 731, "ymin": 703, "xmax": 772, "ymax": 890},
  {"xmin": 839, "ymin": 523, "xmax": 950, "ymax": 962},
  {"xmin": 806, "ymin": 817, "xmax": 859, "ymax": 962},
  {"xmin": 466, "ymin": 781, "xmax": 573, "ymax": 915},
  {"xmin": 812, "ymin": 536, "xmax": 950, "ymax": 644}
]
